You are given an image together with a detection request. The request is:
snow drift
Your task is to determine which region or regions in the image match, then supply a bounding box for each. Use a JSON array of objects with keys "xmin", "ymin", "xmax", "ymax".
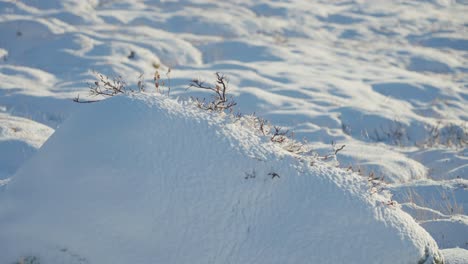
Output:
[{"xmin": 0, "ymin": 95, "xmax": 443, "ymax": 263}]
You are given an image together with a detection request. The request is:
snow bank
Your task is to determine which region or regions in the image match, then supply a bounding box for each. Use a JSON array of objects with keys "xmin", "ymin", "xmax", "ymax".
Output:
[
  {"xmin": 441, "ymin": 248, "xmax": 468, "ymax": 264},
  {"xmin": 389, "ymin": 179, "xmax": 468, "ymax": 250},
  {"xmin": 421, "ymin": 218, "xmax": 468, "ymax": 250},
  {"xmin": 0, "ymin": 95, "xmax": 443, "ymax": 263}
]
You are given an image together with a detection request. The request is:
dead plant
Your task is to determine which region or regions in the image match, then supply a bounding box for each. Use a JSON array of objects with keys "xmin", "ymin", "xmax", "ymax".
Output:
[{"xmin": 189, "ymin": 72, "xmax": 236, "ymax": 112}]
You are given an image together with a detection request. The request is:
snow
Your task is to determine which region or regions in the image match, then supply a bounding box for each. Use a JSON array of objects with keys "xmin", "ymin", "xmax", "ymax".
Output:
[
  {"xmin": 421, "ymin": 217, "xmax": 468, "ymax": 249},
  {"xmin": 0, "ymin": 95, "xmax": 442, "ymax": 263},
  {"xmin": 442, "ymin": 248, "xmax": 468, "ymax": 264},
  {"xmin": 390, "ymin": 179, "xmax": 468, "ymax": 251},
  {"xmin": 0, "ymin": 113, "xmax": 53, "ymax": 179},
  {"xmin": 0, "ymin": 0, "xmax": 467, "ymax": 262}
]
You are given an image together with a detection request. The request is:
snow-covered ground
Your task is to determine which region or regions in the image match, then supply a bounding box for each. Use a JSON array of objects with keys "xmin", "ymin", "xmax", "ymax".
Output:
[
  {"xmin": 0, "ymin": 94, "xmax": 444, "ymax": 263},
  {"xmin": 0, "ymin": 0, "xmax": 467, "ymax": 262}
]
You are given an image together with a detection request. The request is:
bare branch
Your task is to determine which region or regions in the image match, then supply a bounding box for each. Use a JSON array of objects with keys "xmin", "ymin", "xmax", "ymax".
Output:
[
  {"xmin": 188, "ymin": 72, "xmax": 236, "ymax": 112},
  {"xmin": 73, "ymin": 95, "xmax": 100, "ymax": 104},
  {"xmin": 268, "ymin": 172, "xmax": 280, "ymax": 179},
  {"xmin": 87, "ymin": 72, "xmax": 127, "ymax": 98},
  {"xmin": 334, "ymin": 144, "xmax": 346, "ymax": 155},
  {"xmin": 271, "ymin": 126, "xmax": 288, "ymax": 143}
]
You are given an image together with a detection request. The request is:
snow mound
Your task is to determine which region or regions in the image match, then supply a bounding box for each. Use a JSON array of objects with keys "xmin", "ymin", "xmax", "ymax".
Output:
[
  {"xmin": 421, "ymin": 217, "xmax": 468, "ymax": 250},
  {"xmin": 441, "ymin": 248, "xmax": 468, "ymax": 264},
  {"xmin": 0, "ymin": 95, "xmax": 443, "ymax": 264}
]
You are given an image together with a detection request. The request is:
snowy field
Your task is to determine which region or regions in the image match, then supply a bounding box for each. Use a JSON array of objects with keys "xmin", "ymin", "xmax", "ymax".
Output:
[{"xmin": 0, "ymin": 0, "xmax": 467, "ymax": 263}]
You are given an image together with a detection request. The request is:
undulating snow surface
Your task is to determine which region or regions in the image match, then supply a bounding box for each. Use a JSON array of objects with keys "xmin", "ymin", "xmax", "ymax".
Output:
[
  {"xmin": 0, "ymin": 0, "xmax": 467, "ymax": 262},
  {"xmin": 0, "ymin": 95, "xmax": 443, "ymax": 263}
]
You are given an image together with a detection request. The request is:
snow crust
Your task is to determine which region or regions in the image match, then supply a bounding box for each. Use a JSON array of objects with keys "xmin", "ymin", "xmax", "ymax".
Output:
[{"xmin": 0, "ymin": 95, "xmax": 442, "ymax": 263}]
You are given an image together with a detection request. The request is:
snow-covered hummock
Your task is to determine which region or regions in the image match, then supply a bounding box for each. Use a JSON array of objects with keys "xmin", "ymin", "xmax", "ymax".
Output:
[
  {"xmin": 0, "ymin": 95, "xmax": 443, "ymax": 264},
  {"xmin": 441, "ymin": 248, "xmax": 468, "ymax": 264},
  {"xmin": 389, "ymin": 179, "xmax": 468, "ymax": 251}
]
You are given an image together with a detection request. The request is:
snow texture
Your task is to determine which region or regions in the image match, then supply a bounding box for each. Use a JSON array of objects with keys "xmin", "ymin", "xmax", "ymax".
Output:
[
  {"xmin": 441, "ymin": 248, "xmax": 468, "ymax": 264},
  {"xmin": 0, "ymin": 0, "xmax": 467, "ymax": 261},
  {"xmin": 0, "ymin": 95, "xmax": 442, "ymax": 264}
]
